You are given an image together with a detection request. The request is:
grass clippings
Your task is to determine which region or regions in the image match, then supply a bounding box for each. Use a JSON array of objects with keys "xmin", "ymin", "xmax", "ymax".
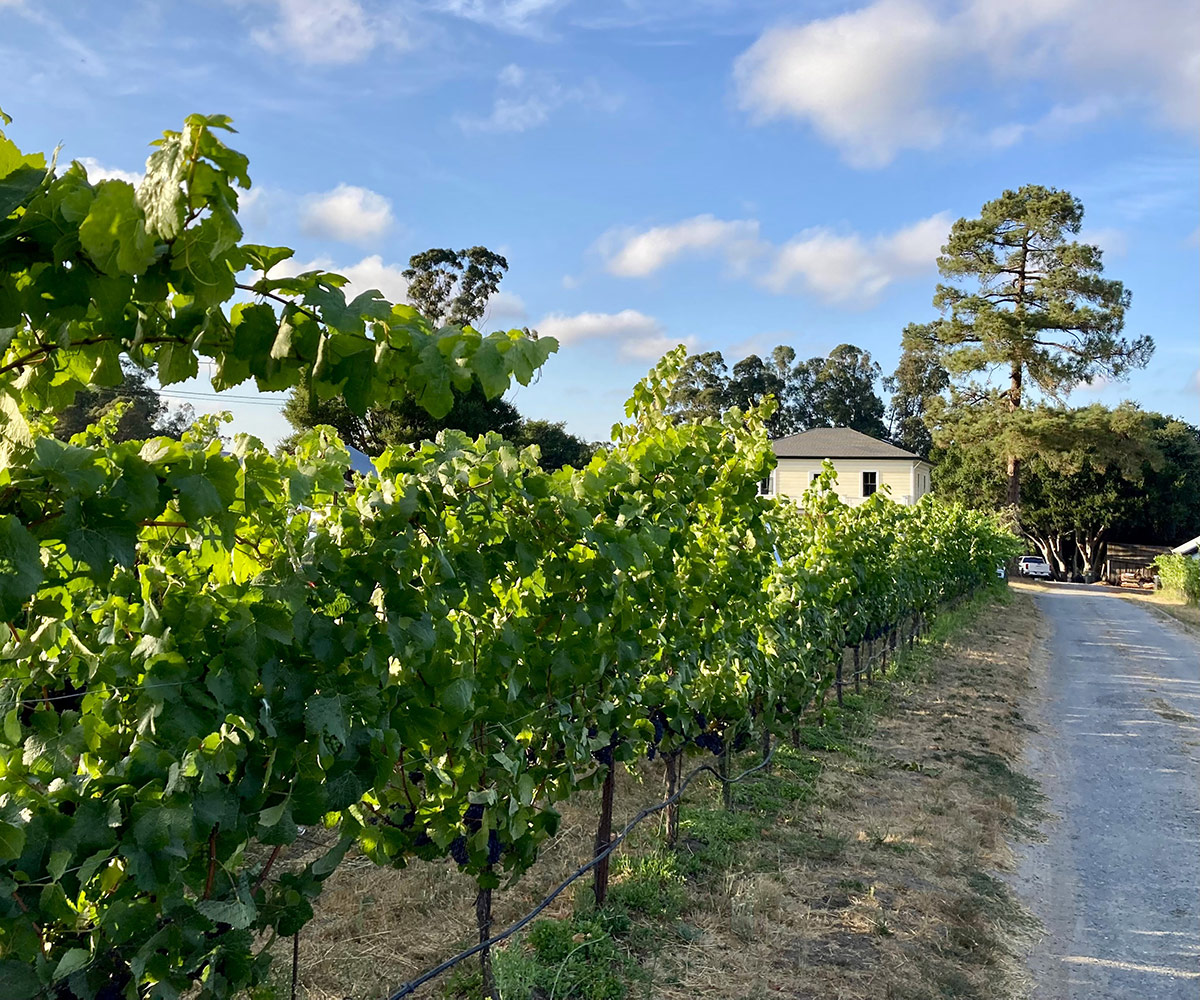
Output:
[{"xmin": 278, "ymin": 585, "xmax": 1044, "ymax": 1000}]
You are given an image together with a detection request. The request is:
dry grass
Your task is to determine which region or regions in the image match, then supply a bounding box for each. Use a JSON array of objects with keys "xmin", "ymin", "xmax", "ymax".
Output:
[
  {"xmin": 276, "ymin": 588, "xmax": 1045, "ymax": 1000},
  {"xmin": 1111, "ymin": 587, "xmax": 1200, "ymax": 633},
  {"xmin": 640, "ymin": 589, "xmax": 1045, "ymax": 1000}
]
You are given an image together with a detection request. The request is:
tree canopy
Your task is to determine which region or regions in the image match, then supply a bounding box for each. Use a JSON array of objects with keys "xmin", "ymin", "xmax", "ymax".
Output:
[
  {"xmin": 283, "ymin": 245, "xmax": 591, "ymax": 467},
  {"xmin": 53, "ymin": 364, "xmax": 194, "ymax": 443},
  {"xmin": 918, "ymin": 184, "xmax": 1153, "ymax": 505},
  {"xmin": 668, "ymin": 343, "xmax": 888, "ymax": 440},
  {"xmin": 401, "ymin": 246, "xmax": 509, "ymax": 328},
  {"xmin": 932, "ymin": 404, "xmax": 1199, "ymax": 578}
]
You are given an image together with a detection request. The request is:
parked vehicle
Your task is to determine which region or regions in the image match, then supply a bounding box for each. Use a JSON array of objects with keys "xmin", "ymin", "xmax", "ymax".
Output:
[{"xmin": 1018, "ymin": 555, "xmax": 1052, "ymax": 578}]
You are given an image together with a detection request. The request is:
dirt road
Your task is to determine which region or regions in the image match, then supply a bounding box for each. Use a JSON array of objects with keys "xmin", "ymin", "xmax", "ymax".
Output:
[{"xmin": 1015, "ymin": 582, "xmax": 1200, "ymax": 998}]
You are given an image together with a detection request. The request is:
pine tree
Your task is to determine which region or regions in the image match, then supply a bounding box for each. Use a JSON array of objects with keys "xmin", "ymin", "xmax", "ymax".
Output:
[{"xmin": 927, "ymin": 185, "xmax": 1152, "ymax": 505}]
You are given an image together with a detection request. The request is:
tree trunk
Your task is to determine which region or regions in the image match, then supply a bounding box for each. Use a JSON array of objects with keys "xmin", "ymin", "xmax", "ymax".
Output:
[
  {"xmin": 1006, "ymin": 360, "xmax": 1023, "ymax": 506},
  {"xmin": 1006, "ymin": 453, "xmax": 1021, "ymax": 507},
  {"xmin": 1076, "ymin": 526, "xmax": 1107, "ymax": 582}
]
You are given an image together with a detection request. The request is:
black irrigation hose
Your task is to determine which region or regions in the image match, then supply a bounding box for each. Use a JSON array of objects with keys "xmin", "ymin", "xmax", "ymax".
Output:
[{"xmin": 385, "ymin": 743, "xmax": 776, "ymax": 1000}]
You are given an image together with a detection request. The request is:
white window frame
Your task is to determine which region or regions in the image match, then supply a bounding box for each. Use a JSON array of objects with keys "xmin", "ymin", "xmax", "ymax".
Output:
[
  {"xmin": 757, "ymin": 470, "xmax": 776, "ymax": 496},
  {"xmin": 862, "ymin": 469, "xmax": 878, "ymax": 498},
  {"xmin": 809, "ymin": 470, "xmax": 821, "ymax": 485}
]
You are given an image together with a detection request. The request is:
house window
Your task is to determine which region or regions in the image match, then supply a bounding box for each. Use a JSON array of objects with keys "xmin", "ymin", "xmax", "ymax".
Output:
[
  {"xmin": 862, "ymin": 471, "xmax": 878, "ymax": 497},
  {"xmin": 809, "ymin": 471, "xmax": 821, "ymax": 485},
  {"xmin": 757, "ymin": 475, "xmax": 773, "ymax": 496}
]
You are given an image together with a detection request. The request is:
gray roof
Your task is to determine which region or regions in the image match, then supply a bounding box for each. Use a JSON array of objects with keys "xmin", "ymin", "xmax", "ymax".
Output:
[{"xmin": 771, "ymin": 427, "xmax": 924, "ymax": 461}]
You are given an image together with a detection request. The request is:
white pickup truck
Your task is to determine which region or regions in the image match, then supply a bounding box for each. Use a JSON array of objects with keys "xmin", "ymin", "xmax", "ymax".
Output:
[{"xmin": 1018, "ymin": 555, "xmax": 1053, "ymax": 578}]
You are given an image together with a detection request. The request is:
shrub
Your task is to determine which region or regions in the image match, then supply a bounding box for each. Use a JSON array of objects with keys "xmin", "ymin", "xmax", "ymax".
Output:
[{"xmin": 1154, "ymin": 553, "xmax": 1200, "ymax": 605}]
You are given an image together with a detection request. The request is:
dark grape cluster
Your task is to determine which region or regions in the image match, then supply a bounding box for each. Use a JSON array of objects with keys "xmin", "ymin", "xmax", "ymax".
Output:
[
  {"xmin": 486, "ymin": 830, "xmax": 503, "ymax": 865},
  {"xmin": 647, "ymin": 710, "xmax": 668, "ymax": 760},
  {"xmin": 694, "ymin": 730, "xmax": 724, "ymax": 756}
]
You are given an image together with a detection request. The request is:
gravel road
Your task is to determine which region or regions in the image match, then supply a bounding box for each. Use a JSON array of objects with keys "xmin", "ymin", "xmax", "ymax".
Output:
[{"xmin": 1015, "ymin": 583, "xmax": 1200, "ymax": 998}]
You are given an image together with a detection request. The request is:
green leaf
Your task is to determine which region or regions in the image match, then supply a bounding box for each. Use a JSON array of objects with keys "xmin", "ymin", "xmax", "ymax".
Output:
[
  {"xmin": 52, "ymin": 948, "xmax": 90, "ymax": 981},
  {"xmin": 310, "ymin": 835, "xmax": 352, "ymax": 878},
  {"xmin": 171, "ymin": 474, "xmax": 224, "ymax": 522},
  {"xmin": 0, "ymin": 821, "xmax": 26, "ymax": 861},
  {"xmin": 438, "ymin": 677, "xmax": 474, "ymax": 716},
  {"xmin": 196, "ymin": 897, "xmax": 256, "ymax": 930},
  {"xmin": 137, "ymin": 132, "xmax": 187, "ymax": 240},
  {"xmin": 305, "ymin": 695, "xmax": 348, "ymax": 746},
  {"xmin": 0, "ymin": 516, "xmax": 42, "ymax": 621},
  {"xmin": 470, "ymin": 339, "xmax": 509, "ymax": 399},
  {"xmin": 0, "ymin": 390, "xmax": 32, "ymax": 464},
  {"xmin": 157, "ymin": 341, "xmax": 199, "ymax": 385},
  {"xmin": 0, "ymin": 960, "xmax": 42, "ymax": 999},
  {"xmin": 78, "ymin": 181, "xmax": 155, "ymax": 276}
]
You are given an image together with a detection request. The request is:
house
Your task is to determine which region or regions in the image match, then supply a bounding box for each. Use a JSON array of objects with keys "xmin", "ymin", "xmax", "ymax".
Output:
[{"xmin": 762, "ymin": 427, "xmax": 932, "ymax": 506}]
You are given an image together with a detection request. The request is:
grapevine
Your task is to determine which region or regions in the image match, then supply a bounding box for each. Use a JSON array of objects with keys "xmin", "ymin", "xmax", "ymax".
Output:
[{"xmin": 0, "ymin": 111, "xmax": 1020, "ymax": 998}]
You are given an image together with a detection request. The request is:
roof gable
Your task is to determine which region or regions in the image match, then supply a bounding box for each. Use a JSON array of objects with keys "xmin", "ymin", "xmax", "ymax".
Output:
[{"xmin": 771, "ymin": 427, "xmax": 923, "ymax": 461}]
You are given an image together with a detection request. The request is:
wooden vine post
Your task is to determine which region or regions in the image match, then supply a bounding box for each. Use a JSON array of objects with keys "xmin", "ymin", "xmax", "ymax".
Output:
[
  {"xmin": 721, "ymin": 741, "xmax": 734, "ymax": 811},
  {"xmin": 475, "ymin": 884, "xmax": 495, "ymax": 995},
  {"xmin": 592, "ymin": 744, "xmax": 616, "ymax": 908},
  {"xmin": 663, "ymin": 752, "xmax": 681, "ymax": 847}
]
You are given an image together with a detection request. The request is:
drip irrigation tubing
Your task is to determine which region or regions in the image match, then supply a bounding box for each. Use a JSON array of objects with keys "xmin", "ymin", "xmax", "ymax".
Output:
[{"xmin": 385, "ymin": 742, "xmax": 776, "ymax": 999}]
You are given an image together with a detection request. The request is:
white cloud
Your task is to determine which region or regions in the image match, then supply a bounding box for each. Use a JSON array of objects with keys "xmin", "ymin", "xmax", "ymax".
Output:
[
  {"xmin": 602, "ymin": 211, "xmax": 950, "ymax": 305},
  {"xmin": 460, "ymin": 94, "xmax": 553, "ymax": 133},
  {"xmin": 1072, "ymin": 374, "xmax": 1112, "ymax": 395},
  {"xmin": 435, "ymin": 0, "xmax": 562, "ymax": 36},
  {"xmin": 735, "ymin": 0, "xmax": 1200, "ymax": 167},
  {"xmin": 481, "ymin": 290, "xmax": 528, "ymax": 327},
  {"xmin": 497, "ymin": 63, "xmax": 526, "ymax": 87},
  {"xmin": 734, "ymin": 0, "xmax": 951, "ymax": 168},
  {"xmin": 1078, "ymin": 226, "xmax": 1129, "ymax": 257},
  {"xmin": 300, "ymin": 184, "xmax": 394, "ymax": 245},
  {"xmin": 76, "ymin": 157, "xmax": 143, "ymax": 185},
  {"xmin": 535, "ymin": 309, "xmax": 692, "ymax": 360},
  {"xmin": 457, "ymin": 64, "xmax": 620, "ymax": 134},
  {"xmin": 274, "ymin": 254, "xmax": 409, "ymax": 304},
  {"xmin": 251, "ymin": 0, "xmax": 407, "ymax": 65},
  {"xmin": 767, "ymin": 212, "xmax": 950, "ymax": 303},
  {"xmin": 600, "ymin": 215, "xmax": 764, "ymax": 278}
]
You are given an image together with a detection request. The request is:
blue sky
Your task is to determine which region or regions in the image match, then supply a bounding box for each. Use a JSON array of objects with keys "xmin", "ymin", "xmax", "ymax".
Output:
[{"xmin": 2, "ymin": 0, "xmax": 1197, "ymax": 444}]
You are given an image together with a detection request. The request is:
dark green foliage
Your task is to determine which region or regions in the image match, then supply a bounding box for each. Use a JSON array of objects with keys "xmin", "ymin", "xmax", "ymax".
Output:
[
  {"xmin": 791, "ymin": 343, "xmax": 888, "ymax": 438},
  {"xmin": 53, "ymin": 365, "xmax": 193, "ymax": 443},
  {"xmin": 933, "ymin": 404, "xmax": 1199, "ymax": 577},
  {"xmin": 283, "ymin": 378, "xmax": 523, "ymax": 455},
  {"xmin": 403, "ymin": 246, "xmax": 508, "ymax": 328},
  {"xmin": 668, "ymin": 343, "xmax": 887, "ymax": 439},
  {"xmin": 514, "ymin": 418, "xmax": 595, "ymax": 471},
  {"xmin": 884, "ymin": 326, "xmax": 949, "ymax": 455},
  {"xmin": 919, "ymin": 184, "xmax": 1152, "ymax": 505}
]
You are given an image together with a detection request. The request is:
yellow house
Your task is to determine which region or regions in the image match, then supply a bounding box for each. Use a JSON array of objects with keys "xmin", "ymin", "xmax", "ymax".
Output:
[{"xmin": 762, "ymin": 427, "xmax": 932, "ymax": 506}]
